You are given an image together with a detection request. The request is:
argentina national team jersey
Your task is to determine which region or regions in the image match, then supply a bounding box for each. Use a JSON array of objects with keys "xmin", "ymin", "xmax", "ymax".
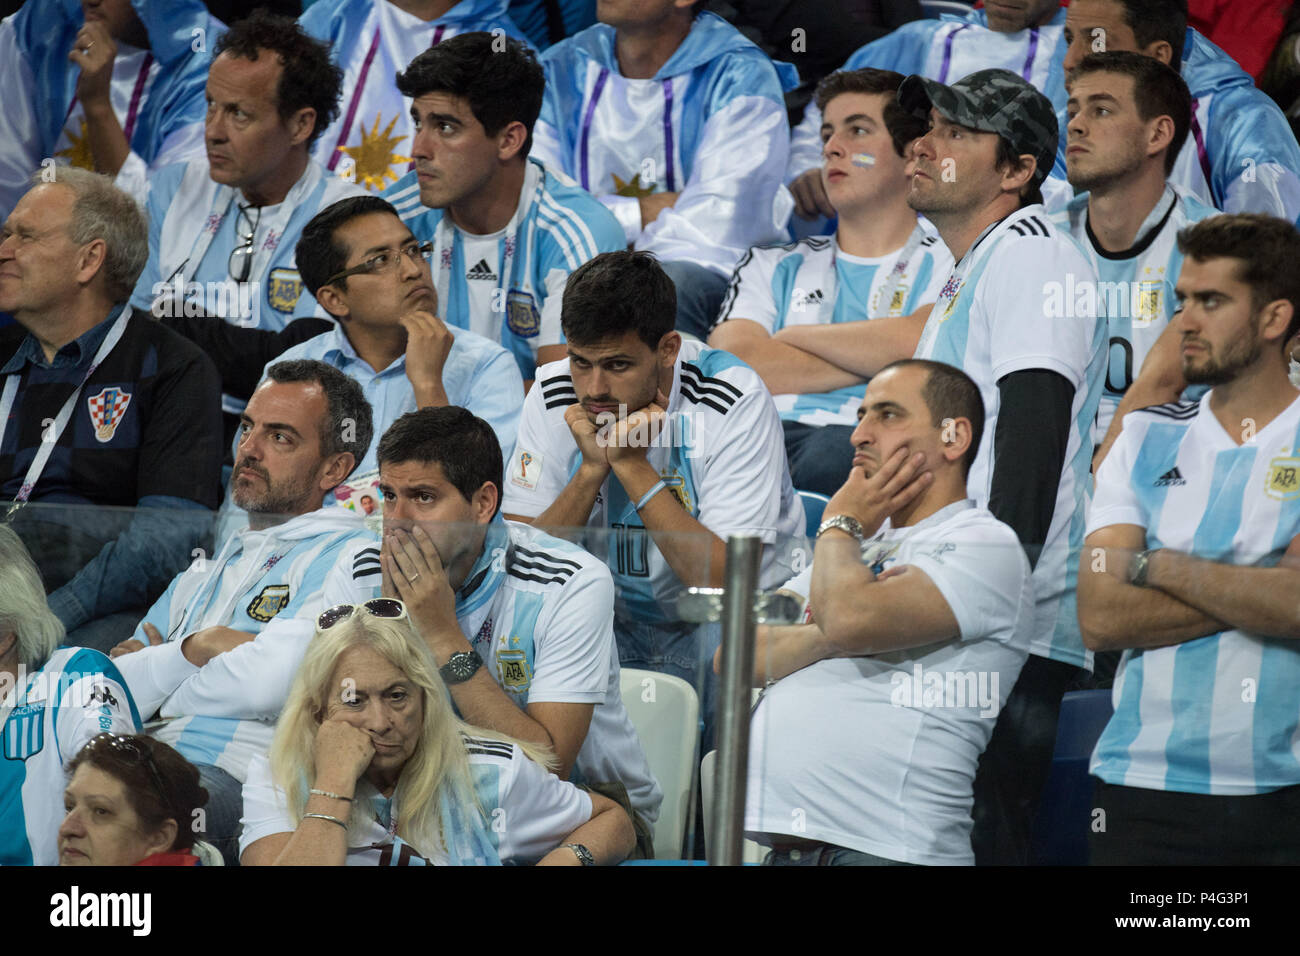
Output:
[
  {"xmin": 1, "ymin": 648, "xmax": 140, "ymax": 866},
  {"xmin": 324, "ymin": 520, "xmax": 663, "ymax": 823},
  {"xmin": 1053, "ymin": 185, "xmax": 1220, "ymax": 440},
  {"xmin": 504, "ymin": 339, "xmax": 804, "ymax": 623},
  {"xmin": 715, "ymin": 230, "xmax": 951, "ymax": 427},
  {"xmin": 914, "ymin": 205, "xmax": 1106, "ymax": 669},
  {"xmin": 240, "ymin": 738, "xmax": 593, "ymax": 865},
  {"xmin": 1088, "ymin": 392, "xmax": 1300, "ymax": 794},
  {"xmin": 384, "ymin": 159, "xmax": 625, "ymax": 381}
]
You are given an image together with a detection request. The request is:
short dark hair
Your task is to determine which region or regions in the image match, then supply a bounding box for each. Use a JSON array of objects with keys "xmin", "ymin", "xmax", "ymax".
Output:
[
  {"xmin": 296, "ymin": 195, "xmax": 400, "ymax": 297},
  {"xmin": 1113, "ymin": 0, "xmax": 1187, "ymax": 67},
  {"xmin": 1177, "ymin": 214, "xmax": 1300, "ymax": 349},
  {"xmin": 213, "ymin": 10, "xmax": 343, "ymax": 150},
  {"xmin": 561, "ymin": 251, "xmax": 676, "ymax": 350},
  {"xmin": 376, "ymin": 407, "xmax": 504, "ymax": 517},
  {"xmin": 877, "ymin": 358, "xmax": 985, "ymax": 476},
  {"xmin": 395, "ymin": 32, "xmax": 544, "ymax": 157},
  {"xmin": 67, "ymin": 734, "xmax": 208, "ymax": 852},
  {"xmin": 1067, "ymin": 51, "xmax": 1191, "ymax": 176},
  {"xmin": 814, "ymin": 68, "xmax": 928, "ymax": 159},
  {"xmin": 264, "ymin": 359, "xmax": 374, "ymax": 478},
  {"xmin": 995, "ymin": 136, "xmax": 1045, "ymax": 207}
]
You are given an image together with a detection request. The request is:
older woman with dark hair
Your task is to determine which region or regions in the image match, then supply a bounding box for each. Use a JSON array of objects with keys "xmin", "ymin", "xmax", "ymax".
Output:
[
  {"xmin": 240, "ymin": 600, "xmax": 637, "ymax": 866},
  {"xmin": 0, "ymin": 526, "xmax": 139, "ymax": 865},
  {"xmin": 59, "ymin": 733, "xmax": 212, "ymax": 866}
]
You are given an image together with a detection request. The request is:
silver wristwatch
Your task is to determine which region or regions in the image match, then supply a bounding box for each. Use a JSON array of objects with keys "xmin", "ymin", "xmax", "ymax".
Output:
[
  {"xmin": 562, "ymin": 843, "xmax": 595, "ymax": 866},
  {"xmin": 439, "ymin": 649, "xmax": 483, "ymax": 685},
  {"xmin": 817, "ymin": 514, "xmax": 866, "ymax": 543},
  {"xmin": 1128, "ymin": 549, "xmax": 1153, "ymax": 588}
]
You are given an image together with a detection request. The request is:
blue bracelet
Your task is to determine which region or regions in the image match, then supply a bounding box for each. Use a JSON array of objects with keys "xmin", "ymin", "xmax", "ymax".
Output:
[{"xmin": 635, "ymin": 480, "xmax": 667, "ymax": 511}]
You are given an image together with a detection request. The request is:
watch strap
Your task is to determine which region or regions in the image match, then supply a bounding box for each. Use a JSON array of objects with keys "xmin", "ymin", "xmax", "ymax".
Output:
[{"xmin": 439, "ymin": 649, "xmax": 483, "ymax": 685}]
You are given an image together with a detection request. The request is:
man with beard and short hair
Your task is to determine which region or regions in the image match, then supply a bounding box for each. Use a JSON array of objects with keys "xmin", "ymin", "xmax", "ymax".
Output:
[
  {"xmin": 1079, "ymin": 213, "xmax": 1300, "ymax": 865},
  {"xmin": 109, "ymin": 358, "xmax": 375, "ymax": 865}
]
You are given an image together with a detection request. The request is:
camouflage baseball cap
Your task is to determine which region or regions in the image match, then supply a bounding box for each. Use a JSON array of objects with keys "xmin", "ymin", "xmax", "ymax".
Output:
[{"xmin": 897, "ymin": 68, "xmax": 1058, "ymax": 186}]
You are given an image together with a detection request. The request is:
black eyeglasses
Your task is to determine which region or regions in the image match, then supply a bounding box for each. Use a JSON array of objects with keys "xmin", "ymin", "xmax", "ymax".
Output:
[
  {"xmin": 325, "ymin": 241, "xmax": 433, "ymax": 287},
  {"xmin": 317, "ymin": 599, "xmax": 409, "ymax": 631},
  {"xmin": 84, "ymin": 733, "xmax": 169, "ymax": 809},
  {"xmin": 227, "ymin": 204, "xmax": 262, "ymax": 283}
]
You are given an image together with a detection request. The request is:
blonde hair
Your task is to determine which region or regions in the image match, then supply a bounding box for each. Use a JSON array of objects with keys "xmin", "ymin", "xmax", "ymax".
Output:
[
  {"xmin": 0, "ymin": 525, "xmax": 64, "ymax": 669},
  {"xmin": 269, "ymin": 609, "xmax": 554, "ymax": 858}
]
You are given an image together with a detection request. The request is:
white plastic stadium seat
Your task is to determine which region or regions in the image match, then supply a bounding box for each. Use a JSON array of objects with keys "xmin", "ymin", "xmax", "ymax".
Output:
[
  {"xmin": 920, "ymin": 0, "xmax": 974, "ymax": 18},
  {"xmin": 700, "ymin": 750, "xmax": 766, "ymax": 864},
  {"xmin": 618, "ymin": 669, "xmax": 700, "ymax": 859}
]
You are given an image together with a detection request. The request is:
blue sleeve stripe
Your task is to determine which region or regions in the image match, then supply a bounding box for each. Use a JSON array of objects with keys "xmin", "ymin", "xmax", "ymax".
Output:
[{"xmin": 536, "ymin": 189, "xmax": 598, "ymax": 270}]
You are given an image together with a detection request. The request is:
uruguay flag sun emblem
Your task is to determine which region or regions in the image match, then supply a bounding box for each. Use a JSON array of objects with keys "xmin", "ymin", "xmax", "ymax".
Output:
[{"xmin": 87, "ymin": 387, "xmax": 132, "ymax": 443}]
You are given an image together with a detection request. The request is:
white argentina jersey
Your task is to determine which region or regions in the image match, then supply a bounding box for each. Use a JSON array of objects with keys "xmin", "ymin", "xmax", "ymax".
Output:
[
  {"xmin": 1054, "ymin": 185, "xmax": 1219, "ymax": 439},
  {"xmin": 1087, "ymin": 391, "xmax": 1300, "ymax": 794},
  {"xmin": 504, "ymin": 339, "xmax": 804, "ymax": 623},
  {"xmin": 915, "ymin": 204, "xmax": 1106, "ymax": 669},
  {"xmin": 1, "ymin": 648, "xmax": 140, "ymax": 866},
  {"xmin": 716, "ymin": 228, "xmax": 951, "ymax": 427},
  {"xmin": 240, "ymin": 738, "xmax": 592, "ymax": 865},
  {"xmin": 326, "ymin": 519, "xmax": 663, "ymax": 823}
]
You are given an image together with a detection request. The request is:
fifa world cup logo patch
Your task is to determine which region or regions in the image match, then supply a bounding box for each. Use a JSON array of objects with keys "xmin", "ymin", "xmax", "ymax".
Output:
[{"xmin": 86, "ymin": 387, "xmax": 132, "ymax": 443}]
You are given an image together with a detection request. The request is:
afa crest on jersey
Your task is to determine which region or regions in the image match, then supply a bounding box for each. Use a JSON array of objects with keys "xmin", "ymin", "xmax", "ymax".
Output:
[
  {"xmin": 497, "ymin": 650, "xmax": 531, "ymax": 692},
  {"xmin": 1133, "ymin": 281, "xmax": 1163, "ymax": 327},
  {"xmin": 506, "ymin": 290, "xmax": 541, "ymax": 338},
  {"xmin": 246, "ymin": 584, "xmax": 291, "ymax": 622},
  {"xmin": 267, "ymin": 268, "xmax": 305, "ymax": 314},
  {"xmin": 1265, "ymin": 454, "xmax": 1300, "ymax": 501},
  {"xmin": 86, "ymin": 387, "xmax": 132, "ymax": 443},
  {"xmin": 3, "ymin": 705, "xmax": 45, "ymax": 761}
]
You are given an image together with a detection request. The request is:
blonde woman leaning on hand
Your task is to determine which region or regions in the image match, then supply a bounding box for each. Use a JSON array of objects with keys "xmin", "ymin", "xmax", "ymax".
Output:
[{"xmin": 238, "ymin": 600, "xmax": 635, "ymax": 866}]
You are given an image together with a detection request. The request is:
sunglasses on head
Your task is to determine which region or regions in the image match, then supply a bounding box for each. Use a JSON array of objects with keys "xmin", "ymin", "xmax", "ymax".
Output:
[
  {"xmin": 83, "ymin": 733, "xmax": 169, "ymax": 809},
  {"xmin": 316, "ymin": 599, "xmax": 409, "ymax": 632}
]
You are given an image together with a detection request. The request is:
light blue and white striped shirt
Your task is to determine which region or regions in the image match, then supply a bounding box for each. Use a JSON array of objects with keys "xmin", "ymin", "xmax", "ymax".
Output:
[{"xmin": 1087, "ymin": 390, "xmax": 1300, "ymax": 794}]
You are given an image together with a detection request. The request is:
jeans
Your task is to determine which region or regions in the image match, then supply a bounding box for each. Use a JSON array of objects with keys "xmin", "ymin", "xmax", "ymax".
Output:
[
  {"xmin": 196, "ymin": 763, "xmax": 244, "ymax": 867},
  {"xmin": 763, "ymin": 843, "xmax": 915, "ymax": 866},
  {"xmin": 614, "ymin": 616, "xmax": 720, "ymax": 755},
  {"xmin": 782, "ymin": 421, "xmax": 856, "ymax": 497},
  {"xmin": 62, "ymin": 609, "xmax": 147, "ymax": 655},
  {"xmin": 658, "ymin": 259, "xmax": 731, "ymax": 341}
]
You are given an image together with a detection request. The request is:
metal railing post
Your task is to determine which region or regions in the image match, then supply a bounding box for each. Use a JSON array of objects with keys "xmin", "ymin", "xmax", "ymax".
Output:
[{"xmin": 708, "ymin": 534, "xmax": 761, "ymax": 865}]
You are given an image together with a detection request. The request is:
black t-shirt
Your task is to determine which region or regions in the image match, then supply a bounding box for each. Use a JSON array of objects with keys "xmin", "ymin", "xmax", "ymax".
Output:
[{"xmin": 0, "ymin": 308, "xmax": 223, "ymax": 510}]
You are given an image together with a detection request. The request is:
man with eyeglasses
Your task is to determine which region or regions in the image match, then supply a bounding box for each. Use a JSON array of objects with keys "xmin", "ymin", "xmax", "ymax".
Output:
[
  {"xmin": 109, "ymin": 358, "xmax": 377, "ymax": 866},
  {"xmin": 262, "ymin": 195, "xmax": 524, "ymax": 511},
  {"xmin": 126, "ymin": 12, "xmax": 365, "ymax": 426}
]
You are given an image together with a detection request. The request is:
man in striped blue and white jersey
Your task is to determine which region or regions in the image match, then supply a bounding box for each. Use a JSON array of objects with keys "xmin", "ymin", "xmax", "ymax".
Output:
[
  {"xmin": 1052, "ymin": 0, "xmax": 1300, "ymax": 225},
  {"xmin": 503, "ymin": 251, "xmax": 804, "ymax": 748},
  {"xmin": 709, "ymin": 67, "xmax": 952, "ymax": 497},
  {"xmin": 1080, "ymin": 213, "xmax": 1300, "ymax": 864},
  {"xmin": 1053, "ymin": 52, "xmax": 1219, "ymax": 461},
  {"xmin": 312, "ymin": 406, "xmax": 662, "ymax": 856},
  {"xmin": 1, "ymin": 526, "xmax": 139, "ymax": 866},
  {"xmin": 128, "ymin": 14, "xmax": 365, "ymax": 342},
  {"xmin": 381, "ymin": 33, "xmax": 625, "ymax": 383},
  {"xmin": 108, "ymin": 360, "xmax": 376, "ymax": 865},
  {"xmin": 898, "ymin": 69, "xmax": 1107, "ymax": 864}
]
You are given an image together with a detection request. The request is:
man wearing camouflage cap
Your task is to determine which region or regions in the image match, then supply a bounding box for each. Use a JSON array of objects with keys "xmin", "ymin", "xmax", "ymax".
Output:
[{"xmin": 901, "ymin": 68, "xmax": 1107, "ymax": 865}]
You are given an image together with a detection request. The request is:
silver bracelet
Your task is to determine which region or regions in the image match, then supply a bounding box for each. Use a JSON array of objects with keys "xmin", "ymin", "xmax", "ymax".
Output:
[
  {"xmin": 303, "ymin": 812, "xmax": 348, "ymax": 830},
  {"xmin": 309, "ymin": 788, "xmax": 353, "ymax": 802}
]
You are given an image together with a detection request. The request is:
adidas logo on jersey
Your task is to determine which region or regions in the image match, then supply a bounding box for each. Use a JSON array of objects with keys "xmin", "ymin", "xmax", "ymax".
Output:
[
  {"xmin": 467, "ymin": 259, "xmax": 498, "ymax": 280},
  {"xmin": 1154, "ymin": 467, "xmax": 1186, "ymax": 487},
  {"xmin": 795, "ymin": 289, "xmax": 825, "ymax": 307}
]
